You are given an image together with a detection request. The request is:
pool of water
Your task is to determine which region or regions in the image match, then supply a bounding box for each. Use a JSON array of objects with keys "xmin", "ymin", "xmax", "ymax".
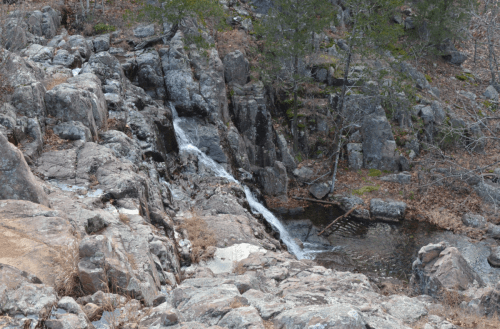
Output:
[{"xmin": 277, "ymin": 204, "xmax": 444, "ymax": 280}]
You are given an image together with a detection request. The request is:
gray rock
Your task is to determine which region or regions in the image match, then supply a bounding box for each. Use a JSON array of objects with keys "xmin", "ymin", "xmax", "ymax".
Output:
[
  {"xmin": 487, "ymin": 223, "xmax": 500, "ymax": 239},
  {"xmin": 379, "ymin": 173, "xmax": 411, "ymax": 184},
  {"xmin": 93, "ymin": 34, "xmax": 110, "ymax": 53},
  {"xmin": 347, "ymin": 143, "xmax": 363, "ymax": 170},
  {"xmin": 431, "ymin": 101, "xmax": 445, "ymax": 125},
  {"xmin": 0, "ymin": 264, "xmax": 57, "ymax": 319},
  {"xmin": 177, "ymin": 118, "xmax": 227, "ymax": 163},
  {"xmin": 241, "ymin": 18, "xmax": 253, "ymax": 31},
  {"xmin": 411, "ymin": 242, "xmax": 484, "ymax": 297},
  {"xmin": 44, "ymin": 83, "xmax": 99, "ymax": 137},
  {"xmin": 81, "ymin": 51, "xmax": 125, "ymax": 84},
  {"xmin": 134, "ymin": 24, "xmax": 155, "ymax": 38},
  {"xmin": 361, "ymin": 111, "xmax": 399, "ymax": 171},
  {"xmin": 68, "ymin": 35, "xmax": 93, "ymax": 61},
  {"xmin": 231, "ymin": 81, "xmax": 277, "ymax": 167},
  {"xmin": 53, "ymin": 49, "xmax": 76, "ymax": 67},
  {"xmin": 248, "ymin": 0, "xmax": 273, "ymax": 14},
  {"xmin": 462, "ymin": 213, "xmax": 487, "ymax": 229},
  {"xmin": 218, "ymin": 306, "xmax": 265, "ymax": 328},
  {"xmin": 257, "ymin": 161, "xmax": 288, "ymax": 198},
  {"xmin": 86, "ymin": 215, "xmax": 108, "ymax": 234},
  {"xmin": 224, "ymin": 50, "xmax": 249, "ymax": 86},
  {"xmin": 136, "ymin": 49, "xmax": 166, "ymax": 101},
  {"xmin": 293, "ymin": 166, "xmax": 314, "ymax": 181},
  {"xmin": 276, "ymin": 134, "xmax": 296, "ymax": 171},
  {"xmin": 99, "ymin": 130, "xmax": 143, "ymax": 164},
  {"xmin": 484, "ymin": 85, "xmax": 499, "ymax": 100},
  {"xmin": 349, "ymin": 131, "xmax": 362, "ymax": 143},
  {"xmin": 419, "ymin": 106, "xmax": 434, "ymax": 125},
  {"xmin": 398, "ymin": 62, "xmax": 430, "ymax": 90},
  {"xmin": 41, "ymin": 6, "xmax": 61, "ymax": 39},
  {"xmin": 0, "ymin": 132, "xmax": 49, "ymax": 206},
  {"xmin": 488, "ymin": 246, "xmax": 500, "ymax": 267},
  {"xmin": 21, "ymin": 43, "xmax": 54, "ymax": 63},
  {"xmin": 370, "ymin": 199, "xmax": 406, "ymax": 222},
  {"xmin": 273, "ymin": 304, "xmax": 366, "ymax": 328},
  {"xmin": 382, "ymin": 295, "xmax": 428, "ymax": 324},
  {"xmin": 309, "ymin": 182, "xmax": 330, "ymax": 200},
  {"xmin": 53, "ymin": 121, "xmax": 92, "ymax": 142}
]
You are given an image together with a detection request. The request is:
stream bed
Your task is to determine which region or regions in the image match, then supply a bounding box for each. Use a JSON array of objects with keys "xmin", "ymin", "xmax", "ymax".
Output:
[{"xmin": 277, "ymin": 204, "xmax": 444, "ymax": 280}]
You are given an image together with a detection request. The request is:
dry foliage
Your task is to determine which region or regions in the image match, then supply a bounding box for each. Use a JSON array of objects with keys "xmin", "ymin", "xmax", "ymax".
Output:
[
  {"xmin": 54, "ymin": 242, "xmax": 84, "ymax": 297},
  {"xmin": 263, "ymin": 320, "xmax": 276, "ymax": 329},
  {"xmin": 229, "ymin": 297, "xmax": 246, "ymax": 309},
  {"xmin": 43, "ymin": 129, "xmax": 67, "ymax": 150},
  {"xmin": 89, "ymin": 174, "xmax": 99, "ymax": 188},
  {"xmin": 44, "ymin": 76, "xmax": 68, "ymax": 91},
  {"xmin": 232, "ymin": 260, "xmax": 248, "ymax": 275},
  {"xmin": 119, "ymin": 213, "xmax": 130, "ymax": 223},
  {"xmin": 180, "ymin": 211, "xmax": 217, "ymax": 263}
]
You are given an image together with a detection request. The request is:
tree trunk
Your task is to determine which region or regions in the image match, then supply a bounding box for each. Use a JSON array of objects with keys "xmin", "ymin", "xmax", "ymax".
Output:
[
  {"xmin": 293, "ymin": 55, "xmax": 299, "ymax": 153},
  {"xmin": 329, "ymin": 26, "xmax": 355, "ymax": 194}
]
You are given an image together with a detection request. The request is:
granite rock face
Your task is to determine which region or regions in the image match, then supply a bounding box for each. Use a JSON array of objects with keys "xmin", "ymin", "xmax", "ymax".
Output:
[{"xmin": 0, "ymin": 132, "xmax": 49, "ymax": 206}]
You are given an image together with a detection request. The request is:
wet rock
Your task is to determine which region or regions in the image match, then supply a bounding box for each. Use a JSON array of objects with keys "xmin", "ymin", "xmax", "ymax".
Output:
[
  {"xmin": 370, "ymin": 199, "xmax": 406, "ymax": 222},
  {"xmin": 462, "ymin": 213, "xmax": 487, "ymax": 229},
  {"xmin": 0, "ymin": 133, "xmax": 49, "ymax": 206},
  {"xmin": 53, "ymin": 121, "xmax": 92, "ymax": 142},
  {"xmin": 223, "ymin": 50, "xmax": 249, "ymax": 85},
  {"xmin": 256, "ymin": 161, "xmax": 288, "ymax": 199},
  {"xmin": 411, "ymin": 242, "xmax": 484, "ymax": 297},
  {"xmin": 347, "ymin": 143, "xmax": 363, "ymax": 170},
  {"xmin": 309, "ymin": 182, "xmax": 330, "ymax": 200},
  {"xmin": 379, "ymin": 172, "xmax": 411, "ymax": 184}
]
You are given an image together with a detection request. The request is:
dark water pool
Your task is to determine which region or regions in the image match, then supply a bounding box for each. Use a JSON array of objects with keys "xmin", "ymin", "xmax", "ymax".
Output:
[{"xmin": 277, "ymin": 204, "xmax": 443, "ymax": 280}]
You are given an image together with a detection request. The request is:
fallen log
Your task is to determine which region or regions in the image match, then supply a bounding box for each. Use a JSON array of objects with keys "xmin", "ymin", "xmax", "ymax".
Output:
[
  {"xmin": 292, "ymin": 196, "xmax": 340, "ymax": 206},
  {"xmin": 317, "ymin": 205, "xmax": 359, "ymax": 236}
]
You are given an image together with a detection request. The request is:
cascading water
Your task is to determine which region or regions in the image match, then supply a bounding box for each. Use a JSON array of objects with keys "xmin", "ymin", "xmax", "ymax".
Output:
[{"xmin": 170, "ymin": 103, "xmax": 308, "ymax": 260}]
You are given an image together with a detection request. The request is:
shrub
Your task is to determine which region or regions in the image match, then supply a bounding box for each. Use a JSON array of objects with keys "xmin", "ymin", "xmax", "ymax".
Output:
[
  {"xmin": 368, "ymin": 169, "xmax": 382, "ymax": 177},
  {"xmin": 180, "ymin": 211, "xmax": 217, "ymax": 263},
  {"xmin": 353, "ymin": 185, "xmax": 380, "ymax": 195},
  {"xmin": 94, "ymin": 23, "xmax": 116, "ymax": 34}
]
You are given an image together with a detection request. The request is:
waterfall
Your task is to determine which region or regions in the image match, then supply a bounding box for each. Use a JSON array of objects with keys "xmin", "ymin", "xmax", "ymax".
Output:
[{"xmin": 170, "ymin": 103, "xmax": 308, "ymax": 260}]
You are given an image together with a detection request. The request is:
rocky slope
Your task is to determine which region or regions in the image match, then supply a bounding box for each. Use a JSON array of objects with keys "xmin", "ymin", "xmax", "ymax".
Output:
[{"xmin": 1, "ymin": 2, "xmax": 500, "ymax": 329}]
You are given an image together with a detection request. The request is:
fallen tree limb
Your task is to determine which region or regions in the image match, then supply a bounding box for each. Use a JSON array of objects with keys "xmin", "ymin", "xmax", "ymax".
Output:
[
  {"xmin": 317, "ymin": 205, "xmax": 359, "ymax": 236},
  {"xmin": 292, "ymin": 196, "xmax": 340, "ymax": 205}
]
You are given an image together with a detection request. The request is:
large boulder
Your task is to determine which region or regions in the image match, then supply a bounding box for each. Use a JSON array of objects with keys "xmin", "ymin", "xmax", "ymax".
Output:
[
  {"xmin": 45, "ymin": 83, "xmax": 99, "ymax": 138},
  {"xmin": 231, "ymin": 81, "xmax": 277, "ymax": 167},
  {"xmin": 370, "ymin": 199, "xmax": 407, "ymax": 222},
  {"xmin": 136, "ymin": 49, "xmax": 166, "ymax": 101},
  {"xmin": 223, "ymin": 50, "xmax": 249, "ymax": 85},
  {"xmin": 256, "ymin": 161, "xmax": 288, "ymax": 199},
  {"xmin": 411, "ymin": 242, "xmax": 484, "ymax": 297},
  {"xmin": 0, "ymin": 200, "xmax": 76, "ymax": 286},
  {"xmin": 0, "ymin": 132, "xmax": 49, "ymax": 206},
  {"xmin": 361, "ymin": 107, "xmax": 399, "ymax": 171},
  {"xmin": 0, "ymin": 264, "xmax": 57, "ymax": 328}
]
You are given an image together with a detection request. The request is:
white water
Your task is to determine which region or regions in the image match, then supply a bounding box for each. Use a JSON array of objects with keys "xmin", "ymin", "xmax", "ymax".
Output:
[{"xmin": 170, "ymin": 104, "xmax": 308, "ymax": 260}]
